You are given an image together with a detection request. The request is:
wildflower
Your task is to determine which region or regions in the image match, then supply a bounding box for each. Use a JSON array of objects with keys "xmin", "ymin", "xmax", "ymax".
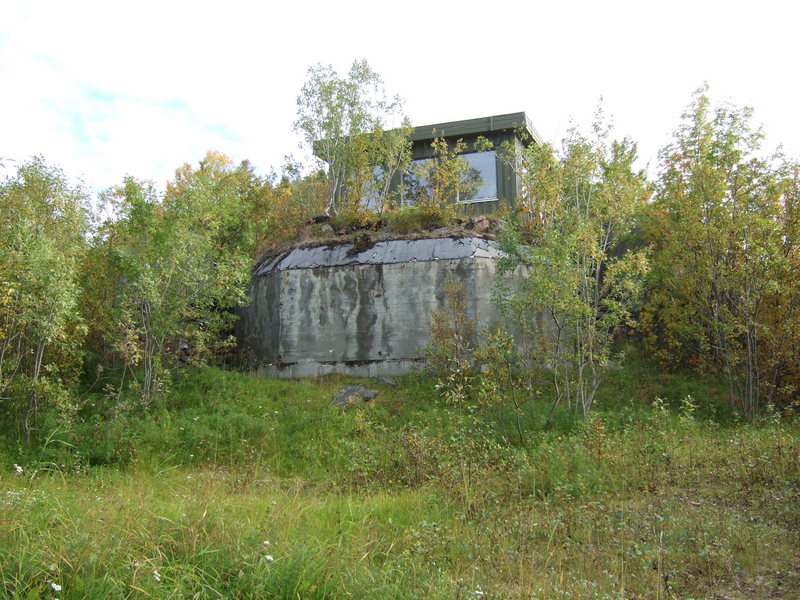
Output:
[
  {"xmin": 474, "ymin": 585, "xmax": 485, "ymax": 597},
  {"xmin": 13, "ymin": 464, "xmax": 23, "ymax": 475},
  {"xmin": 263, "ymin": 540, "xmax": 271, "ymax": 546},
  {"xmin": 152, "ymin": 570, "xmax": 161, "ymax": 582},
  {"xmin": 264, "ymin": 555, "xmax": 274, "ymax": 563},
  {"xmin": 51, "ymin": 582, "xmax": 62, "ymax": 592}
]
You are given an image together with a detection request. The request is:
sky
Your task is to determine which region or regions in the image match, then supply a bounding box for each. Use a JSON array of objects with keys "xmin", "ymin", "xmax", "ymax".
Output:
[{"xmin": 2, "ymin": 0, "xmax": 798, "ymax": 193}]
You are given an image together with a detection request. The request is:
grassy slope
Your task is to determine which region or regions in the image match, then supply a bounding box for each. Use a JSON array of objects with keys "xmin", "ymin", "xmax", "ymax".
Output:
[{"xmin": 0, "ymin": 367, "xmax": 798, "ymax": 599}]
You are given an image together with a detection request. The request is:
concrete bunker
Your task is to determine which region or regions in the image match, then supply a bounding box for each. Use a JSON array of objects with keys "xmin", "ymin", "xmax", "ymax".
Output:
[{"xmin": 237, "ymin": 235, "xmax": 507, "ymax": 378}]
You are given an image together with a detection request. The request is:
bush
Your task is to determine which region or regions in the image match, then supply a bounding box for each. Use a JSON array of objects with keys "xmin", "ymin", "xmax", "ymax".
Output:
[{"xmin": 385, "ymin": 205, "xmax": 453, "ymax": 233}]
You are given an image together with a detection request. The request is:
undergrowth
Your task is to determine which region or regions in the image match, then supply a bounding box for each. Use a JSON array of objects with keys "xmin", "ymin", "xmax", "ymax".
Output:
[{"xmin": 0, "ymin": 366, "xmax": 797, "ymax": 599}]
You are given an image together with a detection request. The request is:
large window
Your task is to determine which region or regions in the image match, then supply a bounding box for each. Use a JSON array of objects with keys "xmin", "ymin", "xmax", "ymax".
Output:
[
  {"xmin": 462, "ymin": 151, "xmax": 497, "ymax": 202},
  {"xmin": 363, "ymin": 150, "xmax": 499, "ymax": 209},
  {"xmin": 401, "ymin": 150, "xmax": 497, "ymax": 205}
]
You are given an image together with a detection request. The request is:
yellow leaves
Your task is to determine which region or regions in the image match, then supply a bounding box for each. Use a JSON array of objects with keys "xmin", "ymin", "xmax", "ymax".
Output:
[{"xmin": 200, "ymin": 151, "xmax": 233, "ymax": 170}]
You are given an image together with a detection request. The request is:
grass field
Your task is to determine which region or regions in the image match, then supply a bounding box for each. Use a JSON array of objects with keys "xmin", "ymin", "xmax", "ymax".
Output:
[{"xmin": 1, "ymin": 367, "xmax": 798, "ymax": 599}]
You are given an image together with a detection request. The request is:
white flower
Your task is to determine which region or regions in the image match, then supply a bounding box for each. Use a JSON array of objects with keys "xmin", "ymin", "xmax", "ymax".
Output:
[
  {"xmin": 263, "ymin": 540, "xmax": 271, "ymax": 546},
  {"xmin": 152, "ymin": 570, "xmax": 161, "ymax": 582},
  {"xmin": 13, "ymin": 464, "xmax": 23, "ymax": 474},
  {"xmin": 50, "ymin": 582, "xmax": 62, "ymax": 592},
  {"xmin": 264, "ymin": 555, "xmax": 274, "ymax": 563}
]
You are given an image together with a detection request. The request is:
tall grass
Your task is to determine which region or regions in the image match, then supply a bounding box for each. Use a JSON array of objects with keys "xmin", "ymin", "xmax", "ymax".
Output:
[{"xmin": 0, "ymin": 366, "xmax": 797, "ymax": 599}]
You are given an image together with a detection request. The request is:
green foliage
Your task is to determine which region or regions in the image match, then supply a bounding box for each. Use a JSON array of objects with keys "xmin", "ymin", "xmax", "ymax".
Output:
[
  {"xmin": 422, "ymin": 280, "xmax": 475, "ymax": 377},
  {"xmin": 0, "ymin": 157, "xmax": 90, "ymax": 437},
  {"xmin": 405, "ymin": 136, "xmax": 482, "ymax": 218},
  {"xmin": 294, "ymin": 60, "xmax": 409, "ymax": 215},
  {"xmin": 90, "ymin": 153, "xmax": 259, "ymax": 406},
  {"xmin": 5, "ymin": 81, "xmax": 800, "ymax": 597},
  {"xmin": 421, "ymin": 280, "xmax": 477, "ymax": 408},
  {"xmin": 1, "ymin": 367, "xmax": 798, "ymax": 599},
  {"xmin": 328, "ymin": 205, "xmax": 381, "ymax": 231},
  {"xmin": 166, "ymin": 151, "xmax": 273, "ymax": 259},
  {"xmin": 384, "ymin": 204, "xmax": 452, "ymax": 232},
  {"xmin": 368, "ymin": 120, "xmax": 414, "ymax": 215},
  {"xmin": 499, "ymin": 109, "xmax": 651, "ymax": 417},
  {"xmin": 474, "ymin": 329, "xmax": 530, "ymax": 445},
  {"xmin": 261, "ymin": 166, "xmax": 328, "ymax": 246},
  {"xmin": 642, "ymin": 87, "xmax": 800, "ymax": 417}
]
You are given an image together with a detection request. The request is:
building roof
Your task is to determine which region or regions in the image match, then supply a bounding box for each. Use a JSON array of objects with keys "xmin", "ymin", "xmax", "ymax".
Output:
[
  {"xmin": 254, "ymin": 237, "xmax": 504, "ymax": 275},
  {"xmin": 410, "ymin": 112, "xmax": 543, "ymax": 145}
]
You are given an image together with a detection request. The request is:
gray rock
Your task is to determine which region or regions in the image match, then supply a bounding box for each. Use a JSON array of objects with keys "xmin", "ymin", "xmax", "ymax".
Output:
[
  {"xmin": 429, "ymin": 227, "xmax": 452, "ymax": 236},
  {"xmin": 331, "ymin": 385, "xmax": 379, "ymax": 410},
  {"xmin": 472, "ymin": 215, "xmax": 490, "ymax": 234}
]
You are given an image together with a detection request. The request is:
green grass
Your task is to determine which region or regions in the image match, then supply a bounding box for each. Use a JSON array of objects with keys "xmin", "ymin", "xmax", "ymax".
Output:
[{"xmin": 0, "ymin": 367, "xmax": 798, "ymax": 599}]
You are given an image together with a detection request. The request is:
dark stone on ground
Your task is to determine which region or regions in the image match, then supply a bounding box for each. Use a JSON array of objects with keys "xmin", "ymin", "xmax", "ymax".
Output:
[{"xmin": 331, "ymin": 385, "xmax": 379, "ymax": 410}]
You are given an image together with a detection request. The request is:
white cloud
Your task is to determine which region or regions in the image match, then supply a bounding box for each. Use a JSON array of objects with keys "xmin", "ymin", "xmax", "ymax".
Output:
[{"xmin": 1, "ymin": 0, "xmax": 798, "ymax": 193}]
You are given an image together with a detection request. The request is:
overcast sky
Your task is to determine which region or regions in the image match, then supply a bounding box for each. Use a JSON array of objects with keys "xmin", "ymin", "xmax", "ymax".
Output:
[{"xmin": 2, "ymin": 0, "xmax": 798, "ymax": 192}]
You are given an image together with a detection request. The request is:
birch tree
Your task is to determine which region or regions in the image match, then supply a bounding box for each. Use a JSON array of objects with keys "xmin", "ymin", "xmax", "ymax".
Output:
[
  {"xmin": 95, "ymin": 154, "xmax": 258, "ymax": 405},
  {"xmin": 294, "ymin": 60, "xmax": 408, "ymax": 215},
  {"xmin": 499, "ymin": 114, "xmax": 650, "ymax": 417},
  {"xmin": 643, "ymin": 88, "xmax": 797, "ymax": 417},
  {"xmin": 0, "ymin": 158, "xmax": 89, "ymax": 436}
]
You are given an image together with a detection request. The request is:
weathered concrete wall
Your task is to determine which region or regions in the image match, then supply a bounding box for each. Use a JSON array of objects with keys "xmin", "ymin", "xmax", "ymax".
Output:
[{"xmin": 237, "ymin": 237, "xmax": 506, "ymax": 378}]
